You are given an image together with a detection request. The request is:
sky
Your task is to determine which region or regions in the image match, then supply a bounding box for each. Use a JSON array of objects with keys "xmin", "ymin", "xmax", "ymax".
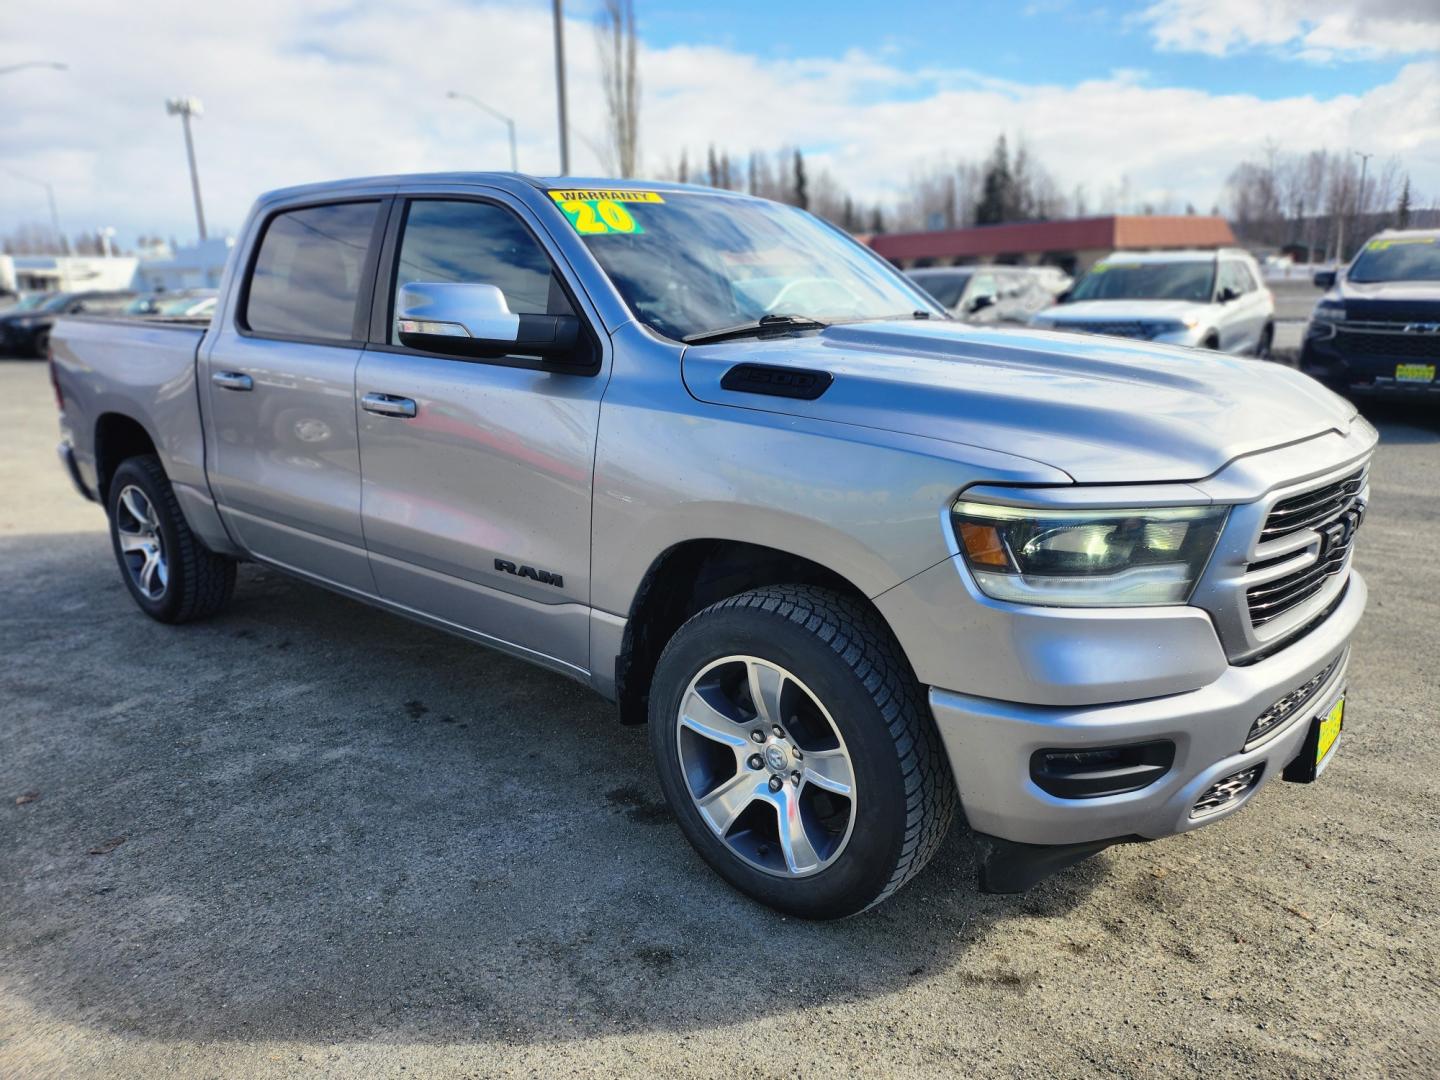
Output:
[{"xmin": 1, "ymin": 0, "xmax": 1437, "ymax": 247}]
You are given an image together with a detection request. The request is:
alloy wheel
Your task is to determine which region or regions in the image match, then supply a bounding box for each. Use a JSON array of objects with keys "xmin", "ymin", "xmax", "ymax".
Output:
[
  {"xmin": 115, "ymin": 485, "xmax": 168, "ymax": 600},
  {"xmin": 675, "ymin": 655, "xmax": 857, "ymax": 877}
]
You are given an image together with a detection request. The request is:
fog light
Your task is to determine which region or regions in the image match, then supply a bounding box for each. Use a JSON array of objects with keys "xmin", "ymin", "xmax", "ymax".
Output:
[{"xmin": 1030, "ymin": 741, "xmax": 1175, "ymax": 799}]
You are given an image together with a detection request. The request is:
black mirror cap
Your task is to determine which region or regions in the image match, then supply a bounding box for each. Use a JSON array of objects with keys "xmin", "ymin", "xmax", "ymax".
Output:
[
  {"xmin": 1055, "ymin": 289, "xmax": 1073, "ymax": 304},
  {"xmin": 397, "ymin": 313, "xmax": 596, "ymax": 373},
  {"xmin": 1313, "ymin": 269, "xmax": 1337, "ymax": 289},
  {"xmin": 969, "ymin": 294, "xmax": 996, "ymax": 312}
]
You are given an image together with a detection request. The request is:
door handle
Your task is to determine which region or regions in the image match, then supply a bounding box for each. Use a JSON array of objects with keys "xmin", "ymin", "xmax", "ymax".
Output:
[
  {"xmin": 361, "ymin": 392, "xmax": 418, "ymax": 418},
  {"xmin": 212, "ymin": 371, "xmax": 253, "ymax": 392}
]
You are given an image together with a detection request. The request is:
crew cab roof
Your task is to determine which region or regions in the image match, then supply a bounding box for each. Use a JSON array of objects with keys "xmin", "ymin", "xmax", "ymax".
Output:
[{"xmin": 254, "ymin": 172, "xmax": 758, "ymax": 206}]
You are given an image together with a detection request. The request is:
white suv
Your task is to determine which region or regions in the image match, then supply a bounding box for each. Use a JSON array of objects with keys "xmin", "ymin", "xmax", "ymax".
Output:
[{"xmin": 1030, "ymin": 249, "xmax": 1275, "ymax": 356}]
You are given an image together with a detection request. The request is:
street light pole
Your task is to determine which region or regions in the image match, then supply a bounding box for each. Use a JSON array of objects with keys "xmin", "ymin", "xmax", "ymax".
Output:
[
  {"xmin": 166, "ymin": 97, "xmax": 208, "ymax": 241},
  {"xmin": 446, "ymin": 91, "xmax": 519, "ymax": 172},
  {"xmin": 0, "ymin": 61, "xmax": 67, "ymax": 77},
  {"xmin": 552, "ymin": 0, "xmax": 570, "ymax": 174},
  {"xmin": 1, "ymin": 166, "xmax": 64, "ymax": 250}
]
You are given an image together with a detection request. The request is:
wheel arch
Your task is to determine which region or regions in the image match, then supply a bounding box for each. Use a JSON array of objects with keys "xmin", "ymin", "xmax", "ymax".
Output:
[
  {"xmin": 612, "ymin": 538, "xmax": 902, "ymax": 725},
  {"xmin": 94, "ymin": 411, "xmax": 161, "ymax": 507}
]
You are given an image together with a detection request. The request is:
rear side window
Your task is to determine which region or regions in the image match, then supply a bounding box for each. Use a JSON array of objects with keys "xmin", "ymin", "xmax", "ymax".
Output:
[
  {"xmin": 389, "ymin": 199, "xmax": 571, "ymax": 345},
  {"xmin": 244, "ymin": 201, "xmax": 379, "ymax": 341}
]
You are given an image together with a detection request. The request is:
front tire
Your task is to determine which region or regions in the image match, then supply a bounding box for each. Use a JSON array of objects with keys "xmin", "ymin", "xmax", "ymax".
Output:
[
  {"xmin": 648, "ymin": 586, "xmax": 956, "ymax": 918},
  {"xmin": 107, "ymin": 455, "xmax": 236, "ymax": 623}
]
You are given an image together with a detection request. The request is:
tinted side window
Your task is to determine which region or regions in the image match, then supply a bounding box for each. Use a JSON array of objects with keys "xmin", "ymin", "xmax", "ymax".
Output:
[
  {"xmin": 245, "ymin": 202, "xmax": 379, "ymax": 341},
  {"xmin": 390, "ymin": 200, "xmax": 571, "ymax": 345}
]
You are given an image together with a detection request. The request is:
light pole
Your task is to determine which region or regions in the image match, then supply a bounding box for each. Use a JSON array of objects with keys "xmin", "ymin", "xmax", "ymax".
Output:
[
  {"xmin": 552, "ymin": 0, "xmax": 570, "ymax": 174},
  {"xmin": 1353, "ymin": 150, "xmax": 1373, "ymax": 236},
  {"xmin": 1, "ymin": 166, "xmax": 64, "ymax": 251},
  {"xmin": 447, "ymin": 91, "xmax": 519, "ymax": 172},
  {"xmin": 0, "ymin": 61, "xmax": 67, "ymax": 77},
  {"xmin": 166, "ymin": 97, "xmax": 208, "ymax": 241}
]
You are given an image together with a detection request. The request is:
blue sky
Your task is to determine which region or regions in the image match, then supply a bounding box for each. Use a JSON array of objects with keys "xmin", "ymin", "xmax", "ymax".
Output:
[
  {"xmin": 636, "ymin": 0, "xmax": 1405, "ymax": 99},
  {"xmin": 1, "ymin": 0, "xmax": 1436, "ymax": 245}
]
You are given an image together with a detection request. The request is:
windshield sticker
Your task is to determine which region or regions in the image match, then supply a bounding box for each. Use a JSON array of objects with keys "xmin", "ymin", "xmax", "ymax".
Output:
[
  {"xmin": 549, "ymin": 190, "xmax": 662, "ymax": 236},
  {"xmin": 1366, "ymin": 236, "xmax": 1435, "ymax": 251},
  {"xmin": 1091, "ymin": 262, "xmax": 1139, "ymax": 273}
]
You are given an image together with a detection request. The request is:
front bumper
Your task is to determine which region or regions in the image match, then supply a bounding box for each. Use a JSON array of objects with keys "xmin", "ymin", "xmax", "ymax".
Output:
[
  {"xmin": 929, "ymin": 570, "xmax": 1365, "ymax": 848},
  {"xmin": 1301, "ymin": 331, "xmax": 1440, "ymax": 399}
]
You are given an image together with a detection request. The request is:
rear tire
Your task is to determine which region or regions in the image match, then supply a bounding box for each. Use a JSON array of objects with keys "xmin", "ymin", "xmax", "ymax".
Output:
[
  {"xmin": 648, "ymin": 585, "xmax": 956, "ymax": 919},
  {"xmin": 107, "ymin": 455, "xmax": 236, "ymax": 623}
]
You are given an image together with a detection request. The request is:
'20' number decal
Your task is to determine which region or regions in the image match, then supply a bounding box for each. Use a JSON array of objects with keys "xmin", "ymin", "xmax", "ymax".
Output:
[{"xmin": 559, "ymin": 198, "xmax": 643, "ymax": 235}]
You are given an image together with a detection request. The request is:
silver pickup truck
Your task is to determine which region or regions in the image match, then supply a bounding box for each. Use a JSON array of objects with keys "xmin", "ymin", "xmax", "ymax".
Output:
[{"xmin": 51, "ymin": 174, "xmax": 1375, "ymax": 918}]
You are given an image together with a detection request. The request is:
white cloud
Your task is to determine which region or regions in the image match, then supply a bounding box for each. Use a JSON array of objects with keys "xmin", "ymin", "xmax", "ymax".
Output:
[
  {"xmin": 0, "ymin": 0, "xmax": 1436, "ymax": 245},
  {"xmin": 1141, "ymin": 0, "xmax": 1440, "ymax": 61}
]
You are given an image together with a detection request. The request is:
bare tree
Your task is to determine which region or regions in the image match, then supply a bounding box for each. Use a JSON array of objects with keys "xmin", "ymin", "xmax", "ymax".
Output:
[{"xmin": 595, "ymin": 0, "xmax": 640, "ymax": 177}]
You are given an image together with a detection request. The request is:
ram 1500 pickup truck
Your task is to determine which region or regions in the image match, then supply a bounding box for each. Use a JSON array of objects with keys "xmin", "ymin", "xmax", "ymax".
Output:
[{"xmin": 51, "ymin": 174, "xmax": 1375, "ymax": 918}]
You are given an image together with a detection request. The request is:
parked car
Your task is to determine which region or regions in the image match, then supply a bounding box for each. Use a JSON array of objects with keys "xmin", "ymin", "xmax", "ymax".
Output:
[
  {"xmin": 51, "ymin": 175, "xmax": 1373, "ymax": 918},
  {"xmin": 1026, "ymin": 265, "xmax": 1073, "ymax": 296},
  {"xmin": 1300, "ymin": 228, "xmax": 1440, "ymax": 399},
  {"xmin": 1030, "ymin": 249, "xmax": 1276, "ymax": 356},
  {"xmin": 0, "ymin": 289, "xmax": 137, "ymax": 358},
  {"xmin": 124, "ymin": 289, "xmax": 220, "ymax": 318},
  {"xmin": 906, "ymin": 266, "xmax": 1054, "ymax": 325},
  {"xmin": 0, "ymin": 291, "xmax": 52, "ymax": 314}
]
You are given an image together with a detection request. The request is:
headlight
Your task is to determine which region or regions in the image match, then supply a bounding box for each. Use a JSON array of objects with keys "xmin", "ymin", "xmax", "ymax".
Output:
[
  {"xmin": 1307, "ymin": 300, "xmax": 1344, "ymax": 339},
  {"xmin": 951, "ymin": 500, "xmax": 1229, "ymax": 607}
]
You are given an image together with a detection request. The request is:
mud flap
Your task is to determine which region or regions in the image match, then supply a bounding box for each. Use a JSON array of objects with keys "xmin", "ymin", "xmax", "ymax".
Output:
[{"xmin": 973, "ymin": 832, "xmax": 1147, "ymax": 893}]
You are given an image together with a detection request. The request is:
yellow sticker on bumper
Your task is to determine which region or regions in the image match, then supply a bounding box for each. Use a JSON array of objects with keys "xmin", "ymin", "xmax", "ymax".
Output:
[{"xmin": 1317, "ymin": 697, "xmax": 1344, "ymax": 763}]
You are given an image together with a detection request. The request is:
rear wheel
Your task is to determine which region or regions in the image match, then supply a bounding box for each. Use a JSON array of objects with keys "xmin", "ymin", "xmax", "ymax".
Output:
[
  {"xmin": 648, "ymin": 585, "xmax": 956, "ymax": 918},
  {"xmin": 107, "ymin": 455, "xmax": 236, "ymax": 623}
]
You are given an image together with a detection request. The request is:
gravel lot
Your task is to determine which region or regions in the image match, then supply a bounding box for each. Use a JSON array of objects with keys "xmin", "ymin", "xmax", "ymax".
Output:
[{"xmin": 1, "ymin": 357, "xmax": 1436, "ymax": 1079}]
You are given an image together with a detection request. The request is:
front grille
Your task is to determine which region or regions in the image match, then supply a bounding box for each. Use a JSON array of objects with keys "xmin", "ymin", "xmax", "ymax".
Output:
[
  {"xmin": 1246, "ymin": 469, "xmax": 1365, "ymax": 628},
  {"xmin": 1344, "ymin": 301, "xmax": 1440, "ymax": 323},
  {"xmin": 1246, "ymin": 653, "xmax": 1343, "ymax": 747},
  {"xmin": 1063, "ymin": 320, "xmax": 1148, "ymax": 338},
  {"xmin": 1334, "ymin": 327, "xmax": 1440, "ymax": 359},
  {"xmin": 1191, "ymin": 766, "xmax": 1262, "ymax": 819}
]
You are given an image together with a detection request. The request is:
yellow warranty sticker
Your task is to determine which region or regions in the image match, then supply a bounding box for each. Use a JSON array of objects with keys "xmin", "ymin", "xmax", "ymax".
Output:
[
  {"xmin": 1367, "ymin": 236, "xmax": 1436, "ymax": 251},
  {"xmin": 1092, "ymin": 262, "xmax": 1140, "ymax": 273},
  {"xmin": 549, "ymin": 190, "xmax": 662, "ymax": 236}
]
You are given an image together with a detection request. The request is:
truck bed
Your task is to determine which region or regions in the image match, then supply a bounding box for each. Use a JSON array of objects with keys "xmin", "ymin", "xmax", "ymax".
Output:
[{"xmin": 50, "ymin": 315, "xmax": 212, "ymax": 525}]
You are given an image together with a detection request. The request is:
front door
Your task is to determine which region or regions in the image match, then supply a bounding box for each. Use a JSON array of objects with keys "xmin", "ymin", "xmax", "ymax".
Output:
[
  {"xmin": 354, "ymin": 195, "xmax": 607, "ymax": 674},
  {"xmin": 203, "ymin": 198, "xmax": 388, "ymax": 593}
]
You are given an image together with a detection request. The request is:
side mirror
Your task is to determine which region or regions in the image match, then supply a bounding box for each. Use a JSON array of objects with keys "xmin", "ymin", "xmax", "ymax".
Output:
[
  {"xmin": 1055, "ymin": 289, "xmax": 1072, "ymax": 304},
  {"xmin": 1217, "ymin": 286, "xmax": 1240, "ymax": 303},
  {"xmin": 1313, "ymin": 270, "xmax": 1337, "ymax": 289},
  {"xmin": 968, "ymin": 294, "xmax": 996, "ymax": 313},
  {"xmin": 396, "ymin": 282, "xmax": 583, "ymax": 366}
]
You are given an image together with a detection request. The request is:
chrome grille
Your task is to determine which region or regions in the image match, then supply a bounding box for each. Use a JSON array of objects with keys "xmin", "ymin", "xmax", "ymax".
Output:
[
  {"xmin": 1246, "ymin": 470, "xmax": 1365, "ymax": 628},
  {"xmin": 1191, "ymin": 766, "xmax": 1262, "ymax": 819},
  {"xmin": 1246, "ymin": 653, "xmax": 1343, "ymax": 748}
]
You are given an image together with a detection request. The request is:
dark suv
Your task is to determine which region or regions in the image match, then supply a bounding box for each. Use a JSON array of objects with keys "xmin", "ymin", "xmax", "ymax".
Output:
[
  {"xmin": 1301, "ymin": 229, "xmax": 1440, "ymax": 399},
  {"xmin": 0, "ymin": 290, "xmax": 137, "ymax": 358}
]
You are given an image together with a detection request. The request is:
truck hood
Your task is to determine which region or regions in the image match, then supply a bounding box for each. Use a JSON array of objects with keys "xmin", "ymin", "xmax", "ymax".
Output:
[
  {"xmin": 1332, "ymin": 278, "xmax": 1440, "ymax": 321},
  {"xmin": 680, "ymin": 320, "xmax": 1358, "ymax": 484},
  {"xmin": 1036, "ymin": 299, "xmax": 1208, "ymax": 324}
]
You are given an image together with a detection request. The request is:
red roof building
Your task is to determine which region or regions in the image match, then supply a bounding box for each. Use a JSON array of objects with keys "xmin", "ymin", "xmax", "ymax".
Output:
[{"xmin": 864, "ymin": 215, "xmax": 1237, "ymax": 273}]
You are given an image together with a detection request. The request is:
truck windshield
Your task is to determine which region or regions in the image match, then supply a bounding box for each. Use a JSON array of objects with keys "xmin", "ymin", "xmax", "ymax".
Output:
[
  {"xmin": 555, "ymin": 190, "xmax": 936, "ymax": 341},
  {"xmin": 1348, "ymin": 237, "xmax": 1440, "ymax": 283},
  {"xmin": 1069, "ymin": 261, "xmax": 1214, "ymax": 303}
]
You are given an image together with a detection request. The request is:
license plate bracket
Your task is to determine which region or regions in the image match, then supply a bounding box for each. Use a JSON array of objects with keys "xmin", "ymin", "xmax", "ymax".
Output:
[{"xmin": 1283, "ymin": 694, "xmax": 1345, "ymax": 784}]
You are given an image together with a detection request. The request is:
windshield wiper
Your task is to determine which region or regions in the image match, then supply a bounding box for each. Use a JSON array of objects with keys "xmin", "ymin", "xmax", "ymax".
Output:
[{"xmin": 683, "ymin": 313, "xmax": 829, "ymax": 345}]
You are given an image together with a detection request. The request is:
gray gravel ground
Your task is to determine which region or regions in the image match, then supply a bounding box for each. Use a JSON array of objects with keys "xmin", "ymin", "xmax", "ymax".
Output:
[{"xmin": 1, "ymin": 358, "xmax": 1437, "ymax": 1079}]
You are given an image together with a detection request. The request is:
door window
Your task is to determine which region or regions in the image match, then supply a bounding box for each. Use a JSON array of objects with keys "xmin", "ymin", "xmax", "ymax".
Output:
[
  {"xmin": 244, "ymin": 201, "xmax": 380, "ymax": 341},
  {"xmin": 390, "ymin": 200, "xmax": 572, "ymax": 346}
]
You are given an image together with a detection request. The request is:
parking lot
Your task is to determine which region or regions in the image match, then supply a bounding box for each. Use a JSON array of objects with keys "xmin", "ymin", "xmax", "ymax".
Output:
[{"xmin": 1, "ymin": 357, "xmax": 1436, "ymax": 1078}]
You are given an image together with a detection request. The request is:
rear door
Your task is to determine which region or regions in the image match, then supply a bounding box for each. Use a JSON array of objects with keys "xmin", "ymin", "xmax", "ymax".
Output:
[
  {"xmin": 1218, "ymin": 261, "xmax": 1266, "ymax": 354},
  {"xmin": 202, "ymin": 197, "xmax": 390, "ymax": 592},
  {"xmin": 354, "ymin": 192, "xmax": 608, "ymax": 673}
]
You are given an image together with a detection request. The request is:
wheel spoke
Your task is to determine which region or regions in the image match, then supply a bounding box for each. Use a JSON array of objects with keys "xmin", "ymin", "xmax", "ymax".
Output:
[
  {"xmin": 746, "ymin": 660, "xmax": 786, "ymax": 729},
  {"xmin": 119, "ymin": 487, "xmax": 148, "ymax": 527},
  {"xmin": 771, "ymin": 787, "xmax": 822, "ymax": 874},
  {"xmin": 801, "ymin": 748, "xmax": 854, "ymax": 796},
  {"xmin": 139, "ymin": 550, "xmax": 160, "ymax": 595},
  {"xmin": 679, "ymin": 685, "xmax": 753, "ymax": 749},
  {"xmin": 117, "ymin": 529, "xmax": 150, "ymax": 553},
  {"xmin": 696, "ymin": 771, "xmax": 763, "ymax": 836}
]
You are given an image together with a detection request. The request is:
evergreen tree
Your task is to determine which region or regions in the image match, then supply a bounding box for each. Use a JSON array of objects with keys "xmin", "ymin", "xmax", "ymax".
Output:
[
  {"xmin": 975, "ymin": 135, "xmax": 1012, "ymax": 225},
  {"xmin": 793, "ymin": 149, "xmax": 809, "ymax": 210},
  {"xmin": 1397, "ymin": 175, "xmax": 1412, "ymax": 229}
]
